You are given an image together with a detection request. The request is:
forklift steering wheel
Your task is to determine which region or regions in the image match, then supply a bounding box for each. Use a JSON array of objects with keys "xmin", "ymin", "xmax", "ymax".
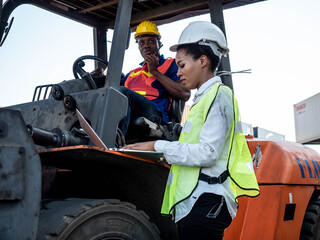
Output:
[{"xmin": 73, "ymin": 55, "xmax": 108, "ymax": 79}]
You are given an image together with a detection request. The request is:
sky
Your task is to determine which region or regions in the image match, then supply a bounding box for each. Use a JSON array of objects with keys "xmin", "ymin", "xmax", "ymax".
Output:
[{"xmin": 0, "ymin": 0, "xmax": 320, "ymax": 150}]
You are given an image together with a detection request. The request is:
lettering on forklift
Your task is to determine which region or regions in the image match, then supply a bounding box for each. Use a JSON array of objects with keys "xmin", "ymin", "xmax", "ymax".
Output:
[{"xmin": 295, "ymin": 157, "xmax": 320, "ymax": 178}]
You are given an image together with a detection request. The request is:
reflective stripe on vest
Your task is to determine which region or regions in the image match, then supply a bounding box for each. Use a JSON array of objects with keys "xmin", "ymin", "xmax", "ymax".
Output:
[
  {"xmin": 161, "ymin": 84, "xmax": 259, "ymax": 215},
  {"xmin": 124, "ymin": 58, "xmax": 175, "ymax": 100}
]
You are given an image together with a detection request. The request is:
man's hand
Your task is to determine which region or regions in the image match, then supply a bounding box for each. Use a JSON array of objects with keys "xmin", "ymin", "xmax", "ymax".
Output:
[
  {"xmin": 144, "ymin": 55, "xmax": 191, "ymax": 101},
  {"xmin": 145, "ymin": 54, "xmax": 159, "ymax": 73},
  {"xmin": 122, "ymin": 141, "xmax": 156, "ymax": 151}
]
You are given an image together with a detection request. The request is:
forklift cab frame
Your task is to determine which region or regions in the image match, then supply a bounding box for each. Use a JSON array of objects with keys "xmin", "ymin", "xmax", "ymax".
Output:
[{"xmin": 0, "ymin": 0, "xmax": 264, "ymax": 91}]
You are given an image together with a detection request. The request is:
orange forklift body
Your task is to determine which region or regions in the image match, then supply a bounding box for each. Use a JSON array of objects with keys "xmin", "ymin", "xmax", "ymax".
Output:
[
  {"xmin": 39, "ymin": 139, "xmax": 320, "ymax": 239},
  {"xmin": 224, "ymin": 139, "xmax": 320, "ymax": 239}
]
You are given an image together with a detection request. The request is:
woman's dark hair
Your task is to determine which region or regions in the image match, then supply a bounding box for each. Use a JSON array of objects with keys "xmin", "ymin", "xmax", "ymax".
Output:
[{"xmin": 177, "ymin": 44, "xmax": 220, "ymax": 72}]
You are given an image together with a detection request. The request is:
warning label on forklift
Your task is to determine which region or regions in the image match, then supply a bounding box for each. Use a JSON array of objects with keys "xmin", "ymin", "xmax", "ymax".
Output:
[{"xmin": 252, "ymin": 144, "xmax": 262, "ymax": 168}]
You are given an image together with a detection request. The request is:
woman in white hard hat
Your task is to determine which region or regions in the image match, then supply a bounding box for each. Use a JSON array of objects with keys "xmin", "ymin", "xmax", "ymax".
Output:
[{"xmin": 124, "ymin": 21, "xmax": 259, "ymax": 240}]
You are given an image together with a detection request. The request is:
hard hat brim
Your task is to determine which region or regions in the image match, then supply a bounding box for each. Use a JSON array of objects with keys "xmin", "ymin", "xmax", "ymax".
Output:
[
  {"xmin": 134, "ymin": 32, "xmax": 161, "ymax": 40},
  {"xmin": 170, "ymin": 42, "xmax": 229, "ymax": 57},
  {"xmin": 169, "ymin": 44, "xmax": 179, "ymax": 52}
]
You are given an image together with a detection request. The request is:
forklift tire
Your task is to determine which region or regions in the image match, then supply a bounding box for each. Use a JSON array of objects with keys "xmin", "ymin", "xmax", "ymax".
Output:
[
  {"xmin": 300, "ymin": 194, "xmax": 320, "ymax": 240},
  {"xmin": 37, "ymin": 198, "xmax": 161, "ymax": 240}
]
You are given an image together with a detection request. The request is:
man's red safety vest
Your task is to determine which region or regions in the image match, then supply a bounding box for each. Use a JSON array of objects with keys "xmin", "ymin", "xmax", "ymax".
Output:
[{"xmin": 124, "ymin": 58, "xmax": 175, "ymax": 100}]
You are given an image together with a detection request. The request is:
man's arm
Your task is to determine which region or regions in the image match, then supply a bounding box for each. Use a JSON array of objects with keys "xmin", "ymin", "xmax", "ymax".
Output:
[
  {"xmin": 121, "ymin": 72, "xmax": 130, "ymax": 86},
  {"xmin": 145, "ymin": 54, "xmax": 190, "ymax": 101}
]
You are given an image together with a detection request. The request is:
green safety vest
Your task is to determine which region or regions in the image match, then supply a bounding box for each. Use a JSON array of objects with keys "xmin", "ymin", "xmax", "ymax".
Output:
[{"xmin": 161, "ymin": 84, "xmax": 260, "ymax": 215}]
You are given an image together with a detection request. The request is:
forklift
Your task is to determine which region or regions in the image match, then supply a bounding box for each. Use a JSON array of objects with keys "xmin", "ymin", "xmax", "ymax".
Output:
[{"xmin": 1, "ymin": 0, "xmax": 320, "ymax": 239}]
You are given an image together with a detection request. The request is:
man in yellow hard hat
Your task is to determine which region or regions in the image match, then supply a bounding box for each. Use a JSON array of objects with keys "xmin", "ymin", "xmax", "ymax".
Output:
[{"xmin": 119, "ymin": 20, "xmax": 190, "ymax": 137}]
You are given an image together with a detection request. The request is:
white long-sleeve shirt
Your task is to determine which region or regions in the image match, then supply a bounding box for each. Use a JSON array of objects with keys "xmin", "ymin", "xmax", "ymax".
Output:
[{"xmin": 154, "ymin": 76, "xmax": 237, "ymax": 222}]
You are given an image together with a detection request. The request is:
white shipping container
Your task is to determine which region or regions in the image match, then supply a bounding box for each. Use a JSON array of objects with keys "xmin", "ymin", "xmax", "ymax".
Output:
[{"xmin": 294, "ymin": 92, "xmax": 320, "ymax": 144}]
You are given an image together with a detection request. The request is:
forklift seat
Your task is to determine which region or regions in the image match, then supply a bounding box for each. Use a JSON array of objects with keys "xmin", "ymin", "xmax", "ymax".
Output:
[{"xmin": 169, "ymin": 98, "xmax": 186, "ymax": 124}]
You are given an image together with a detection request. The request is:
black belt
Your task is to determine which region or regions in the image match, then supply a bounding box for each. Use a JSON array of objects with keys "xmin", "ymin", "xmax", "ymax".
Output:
[{"xmin": 199, "ymin": 170, "xmax": 229, "ymax": 184}]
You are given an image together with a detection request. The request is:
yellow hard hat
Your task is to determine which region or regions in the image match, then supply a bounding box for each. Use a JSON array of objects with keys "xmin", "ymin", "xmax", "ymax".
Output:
[{"xmin": 134, "ymin": 20, "xmax": 161, "ymax": 40}]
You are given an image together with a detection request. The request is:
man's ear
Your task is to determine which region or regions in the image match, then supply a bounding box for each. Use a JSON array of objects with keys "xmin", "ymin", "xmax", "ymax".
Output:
[{"xmin": 158, "ymin": 40, "xmax": 163, "ymax": 50}]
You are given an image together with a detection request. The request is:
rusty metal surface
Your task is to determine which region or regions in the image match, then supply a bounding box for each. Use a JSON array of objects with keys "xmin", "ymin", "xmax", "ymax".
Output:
[
  {"xmin": 0, "ymin": 109, "xmax": 41, "ymax": 240},
  {"xmin": 0, "ymin": 146, "xmax": 25, "ymax": 200}
]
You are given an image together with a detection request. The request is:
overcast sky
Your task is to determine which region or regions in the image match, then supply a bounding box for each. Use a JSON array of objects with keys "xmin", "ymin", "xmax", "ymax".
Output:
[{"xmin": 0, "ymin": 0, "xmax": 320, "ymax": 150}]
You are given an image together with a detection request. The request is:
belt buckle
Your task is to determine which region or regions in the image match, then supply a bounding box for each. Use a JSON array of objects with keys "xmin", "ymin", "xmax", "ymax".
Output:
[{"xmin": 208, "ymin": 177, "xmax": 217, "ymax": 184}]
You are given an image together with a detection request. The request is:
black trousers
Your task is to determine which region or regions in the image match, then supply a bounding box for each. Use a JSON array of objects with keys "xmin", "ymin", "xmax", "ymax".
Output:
[
  {"xmin": 178, "ymin": 193, "xmax": 232, "ymax": 240},
  {"xmin": 117, "ymin": 86, "xmax": 163, "ymax": 136}
]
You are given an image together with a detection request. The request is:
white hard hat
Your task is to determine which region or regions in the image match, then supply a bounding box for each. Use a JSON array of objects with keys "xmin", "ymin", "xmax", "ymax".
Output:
[{"xmin": 170, "ymin": 21, "xmax": 229, "ymax": 58}]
